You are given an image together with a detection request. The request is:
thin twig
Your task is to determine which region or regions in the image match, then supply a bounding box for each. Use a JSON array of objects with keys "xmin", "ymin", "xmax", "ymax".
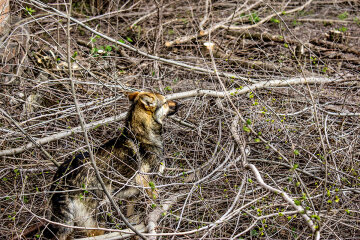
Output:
[{"xmin": 0, "ymin": 107, "xmax": 59, "ymax": 167}]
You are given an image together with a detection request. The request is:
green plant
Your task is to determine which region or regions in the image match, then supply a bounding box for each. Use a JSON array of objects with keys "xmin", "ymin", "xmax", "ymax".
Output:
[
  {"xmin": 251, "ymin": 229, "xmax": 258, "ymax": 236},
  {"xmin": 149, "ymin": 181, "xmax": 156, "ymax": 191},
  {"xmin": 90, "ymin": 35, "xmax": 100, "ymax": 43},
  {"xmin": 354, "ymin": 17, "xmax": 360, "ymax": 25},
  {"xmin": 292, "ymin": 19, "xmax": 301, "ymax": 26},
  {"xmin": 270, "ymin": 17, "xmax": 280, "ymax": 24},
  {"xmin": 249, "ymin": 13, "xmax": 260, "ymax": 24},
  {"xmin": 311, "ymin": 214, "xmax": 320, "ymax": 220},
  {"xmin": 243, "ymin": 125, "xmax": 250, "ymax": 133},
  {"xmin": 71, "ymin": 51, "xmax": 78, "ymax": 62},
  {"xmin": 164, "ymin": 86, "xmax": 172, "ymax": 92},
  {"xmin": 126, "ymin": 37, "xmax": 133, "ymax": 43},
  {"xmin": 337, "ymin": 26, "xmax": 348, "ymax": 32},
  {"xmin": 338, "ymin": 12, "xmax": 348, "ymax": 20},
  {"xmin": 25, "ymin": 6, "xmax": 36, "ymax": 15},
  {"xmin": 310, "ymin": 56, "xmax": 318, "ymax": 65}
]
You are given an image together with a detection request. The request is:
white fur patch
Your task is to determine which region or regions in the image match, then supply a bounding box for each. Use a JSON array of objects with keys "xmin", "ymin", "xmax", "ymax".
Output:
[
  {"xmin": 154, "ymin": 103, "xmax": 170, "ymax": 124},
  {"xmin": 115, "ymin": 187, "xmax": 140, "ymax": 199},
  {"xmin": 71, "ymin": 199, "xmax": 97, "ymax": 228}
]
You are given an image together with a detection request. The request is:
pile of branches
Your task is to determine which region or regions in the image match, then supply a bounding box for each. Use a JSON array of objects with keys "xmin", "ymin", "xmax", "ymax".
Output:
[{"xmin": 0, "ymin": 0, "xmax": 359, "ymax": 239}]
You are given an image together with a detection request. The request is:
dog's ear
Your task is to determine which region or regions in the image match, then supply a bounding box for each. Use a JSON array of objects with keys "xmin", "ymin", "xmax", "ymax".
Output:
[
  {"xmin": 126, "ymin": 92, "xmax": 139, "ymax": 102},
  {"xmin": 139, "ymin": 94, "xmax": 156, "ymax": 108}
]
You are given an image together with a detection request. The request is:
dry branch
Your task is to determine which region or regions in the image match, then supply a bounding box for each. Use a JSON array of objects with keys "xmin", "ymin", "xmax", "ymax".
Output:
[
  {"xmin": 0, "ymin": 113, "xmax": 127, "ymax": 157},
  {"xmin": 76, "ymin": 224, "xmax": 146, "ymax": 240},
  {"xmin": 310, "ymin": 38, "xmax": 360, "ymax": 56},
  {"xmin": 0, "ymin": 76, "xmax": 338, "ymax": 158}
]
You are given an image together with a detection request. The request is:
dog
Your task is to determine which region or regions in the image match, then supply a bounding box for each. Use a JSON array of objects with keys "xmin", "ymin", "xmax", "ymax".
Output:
[{"xmin": 47, "ymin": 91, "xmax": 179, "ymax": 239}]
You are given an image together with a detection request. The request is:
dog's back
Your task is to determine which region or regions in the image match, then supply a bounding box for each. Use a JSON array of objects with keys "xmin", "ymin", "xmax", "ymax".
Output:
[{"xmin": 47, "ymin": 92, "xmax": 178, "ymax": 239}]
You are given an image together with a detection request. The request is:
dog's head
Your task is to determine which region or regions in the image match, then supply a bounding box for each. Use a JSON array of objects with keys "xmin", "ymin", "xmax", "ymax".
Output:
[{"xmin": 127, "ymin": 92, "xmax": 179, "ymax": 125}]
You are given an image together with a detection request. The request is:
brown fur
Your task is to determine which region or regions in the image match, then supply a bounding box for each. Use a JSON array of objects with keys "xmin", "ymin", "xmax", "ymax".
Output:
[{"xmin": 47, "ymin": 92, "xmax": 178, "ymax": 239}]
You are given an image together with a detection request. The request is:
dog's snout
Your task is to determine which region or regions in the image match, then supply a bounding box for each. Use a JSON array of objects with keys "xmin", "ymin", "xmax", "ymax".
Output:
[{"xmin": 167, "ymin": 100, "xmax": 180, "ymax": 115}]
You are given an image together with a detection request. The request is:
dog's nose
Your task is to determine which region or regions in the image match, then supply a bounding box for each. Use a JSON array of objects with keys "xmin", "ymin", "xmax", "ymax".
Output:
[{"xmin": 167, "ymin": 100, "xmax": 180, "ymax": 115}]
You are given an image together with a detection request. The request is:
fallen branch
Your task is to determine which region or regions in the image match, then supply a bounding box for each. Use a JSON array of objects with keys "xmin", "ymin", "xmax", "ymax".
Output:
[
  {"xmin": 0, "ymin": 76, "xmax": 338, "ymax": 157},
  {"xmin": 146, "ymin": 194, "xmax": 180, "ymax": 240},
  {"xmin": 167, "ymin": 76, "xmax": 338, "ymax": 100},
  {"xmin": 0, "ymin": 112, "xmax": 127, "ymax": 157},
  {"xmin": 310, "ymin": 38, "xmax": 360, "ymax": 56},
  {"xmin": 76, "ymin": 224, "xmax": 146, "ymax": 240}
]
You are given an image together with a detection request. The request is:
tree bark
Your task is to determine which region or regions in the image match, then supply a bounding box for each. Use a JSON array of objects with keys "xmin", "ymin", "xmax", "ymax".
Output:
[{"xmin": 0, "ymin": 0, "xmax": 10, "ymax": 37}]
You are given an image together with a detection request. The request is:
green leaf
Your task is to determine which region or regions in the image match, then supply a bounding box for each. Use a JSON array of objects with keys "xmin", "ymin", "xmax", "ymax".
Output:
[
  {"xmin": 338, "ymin": 26, "xmax": 347, "ymax": 32},
  {"xmin": 243, "ymin": 126, "xmax": 250, "ymax": 133},
  {"xmin": 311, "ymin": 214, "xmax": 320, "ymax": 220},
  {"xmin": 164, "ymin": 86, "xmax": 172, "ymax": 92},
  {"xmin": 270, "ymin": 17, "xmax": 280, "ymax": 24},
  {"xmin": 72, "ymin": 51, "xmax": 78, "ymax": 59},
  {"xmin": 338, "ymin": 12, "xmax": 348, "ymax": 20},
  {"xmin": 91, "ymin": 47, "xmax": 98, "ymax": 54},
  {"xmin": 294, "ymin": 149, "xmax": 299, "ymax": 155},
  {"xmin": 149, "ymin": 181, "xmax": 156, "ymax": 191},
  {"xmin": 249, "ymin": 13, "xmax": 260, "ymax": 24},
  {"xmin": 126, "ymin": 37, "xmax": 133, "ymax": 42},
  {"xmin": 118, "ymin": 39, "xmax": 125, "ymax": 44}
]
